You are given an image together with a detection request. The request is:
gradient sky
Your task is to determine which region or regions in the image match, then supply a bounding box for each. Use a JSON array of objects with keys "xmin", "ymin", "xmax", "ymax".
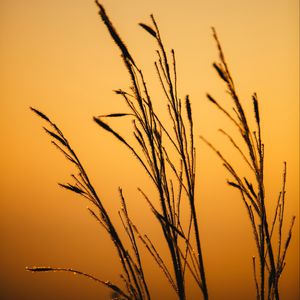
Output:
[{"xmin": 0, "ymin": 1, "xmax": 299, "ymax": 299}]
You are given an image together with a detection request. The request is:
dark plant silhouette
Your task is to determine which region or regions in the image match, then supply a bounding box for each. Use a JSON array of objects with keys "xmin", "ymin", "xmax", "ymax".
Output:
[
  {"xmin": 201, "ymin": 28, "xmax": 295, "ymax": 300},
  {"xmin": 27, "ymin": 2, "xmax": 295, "ymax": 300},
  {"xmin": 28, "ymin": 2, "xmax": 209, "ymax": 300}
]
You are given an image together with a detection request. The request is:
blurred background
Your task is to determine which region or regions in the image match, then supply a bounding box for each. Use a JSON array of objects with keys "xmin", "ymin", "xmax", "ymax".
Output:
[{"xmin": 0, "ymin": 0, "xmax": 298, "ymax": 299}]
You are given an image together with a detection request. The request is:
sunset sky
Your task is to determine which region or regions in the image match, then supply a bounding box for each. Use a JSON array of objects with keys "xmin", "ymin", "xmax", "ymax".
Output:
[{"xmin": 0, "ymin": 0, "xmax": 299, "ymax": 299}]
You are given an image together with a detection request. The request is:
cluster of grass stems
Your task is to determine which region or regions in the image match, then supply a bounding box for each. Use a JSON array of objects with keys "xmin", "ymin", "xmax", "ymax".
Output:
[
  {"xmin": 27, "ymin": 2, "xmax": 295, "ymax": 300},
  {"xmin": 201, "ymin": 29, "xmax": 295, "ymax": 300}
]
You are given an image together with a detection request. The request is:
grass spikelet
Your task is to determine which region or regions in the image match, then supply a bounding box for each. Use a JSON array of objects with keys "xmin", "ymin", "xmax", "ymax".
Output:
[
  {"xmin": 185, "ymin": 95, "xmax": 192, "ymax": 123},
  {"xmin": 58, "ymin": 183, "xmax": 85, "ymax": 195},
  {"xmin": 252, "ymin": 93, "xmax": 260, "ymax": 125},
  {"xmin": 139, "ymin": 23, "xmax": 157, "ymax": 38},
  {"xmin": 30, "ymin": 107, "xmax": 50, "ymax": 122},
  {"xmin": 227, "ymin": 181, "xmax": 241, "ymax": 190},
  {"xmin": 43, "ymin": 127, "xmax": 67, "ymax": 147},
  {"xmin": 95, "ymin": 1, "xmax": 136, "ymax": 67},
  {"xmin": 212, "ymin": 62, "xmax": 228, "ymax": 83},
  {"xmin": 93, "ymin": 117, "xmax": 127, "ymax": 145},
  {"xmin": 206, "ymin": 93, "xmax": 217, "ymax": 104},
  {"xmin": 98, "ymin": 113, "xmax": 130, "ymax": 118},
  {"xmin": 26, "ymin": 266, "xmax": 53, "ymax": 272}
]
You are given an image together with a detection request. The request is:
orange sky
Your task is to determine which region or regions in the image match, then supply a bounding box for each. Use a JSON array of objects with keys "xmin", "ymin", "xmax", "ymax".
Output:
[{"xmin": 0, "ymin": 1, "xmax": 299, "ymax": 299}]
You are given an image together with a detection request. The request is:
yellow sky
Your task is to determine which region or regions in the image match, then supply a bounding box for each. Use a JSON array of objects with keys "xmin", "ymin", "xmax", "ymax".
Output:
[{"xmin": 0, "ymin": 1, "xmax": 298, "ymax": 299}]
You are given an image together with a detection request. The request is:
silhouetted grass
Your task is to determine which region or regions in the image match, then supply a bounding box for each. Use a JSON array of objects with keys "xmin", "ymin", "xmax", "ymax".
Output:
[
  {"xmin": 29, "ymin": 106, "xmax": 150, "ymax": 300},
  {"xmin": 201, "ymin": 28, "xmax": 295, "ymax": 300},
  {"xmin": 27, "ymin": 2, "xmax": 295, "ymax": 300},
  {"xmin": 28, "ymin": 2, "xmax": 208, "ymax": 299}
]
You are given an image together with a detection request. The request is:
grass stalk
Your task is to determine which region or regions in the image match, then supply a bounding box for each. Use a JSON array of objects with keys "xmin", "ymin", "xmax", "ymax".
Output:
[{"xmin": 203, "ymin": 28, "xmax": 295, "ymax": 300}]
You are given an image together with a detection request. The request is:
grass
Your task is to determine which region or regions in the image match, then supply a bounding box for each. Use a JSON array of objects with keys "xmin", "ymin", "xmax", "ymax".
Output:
[
  {"xmin": 27, "ymin": 2, "xmax": 295, "ymax": 300},
  {"xmin": 201, "ymin": 28, "xmax": 296, "ymax": 300}
]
